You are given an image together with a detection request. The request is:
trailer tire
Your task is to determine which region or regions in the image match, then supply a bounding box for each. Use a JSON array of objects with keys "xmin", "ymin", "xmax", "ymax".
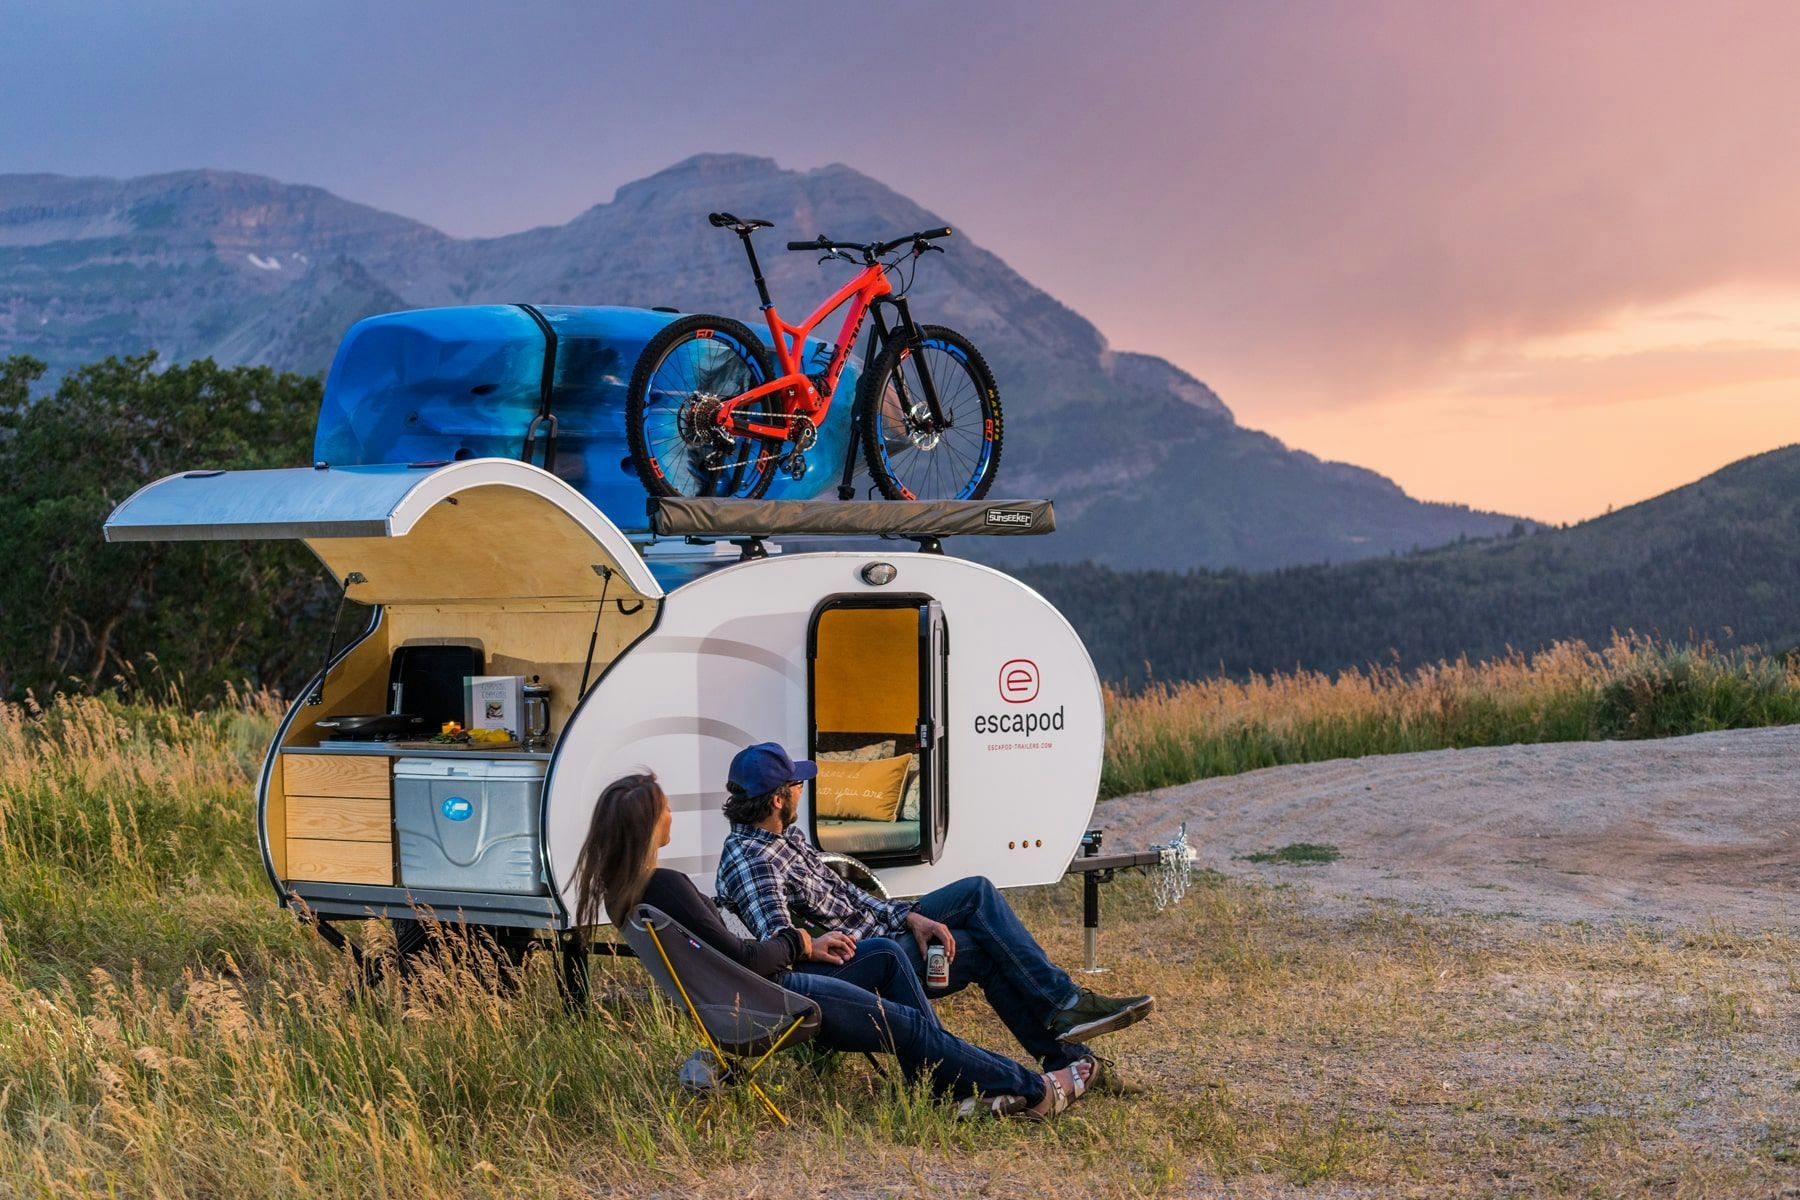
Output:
[{"xmin": 819, "ymin": 853, "xmax": 889, "ymax": 900}]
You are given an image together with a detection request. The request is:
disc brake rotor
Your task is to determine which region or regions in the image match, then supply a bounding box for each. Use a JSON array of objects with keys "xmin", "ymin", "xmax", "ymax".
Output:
[{"xmin": 881, "ymin": 392, "xmax": 942, "ymax": 453}]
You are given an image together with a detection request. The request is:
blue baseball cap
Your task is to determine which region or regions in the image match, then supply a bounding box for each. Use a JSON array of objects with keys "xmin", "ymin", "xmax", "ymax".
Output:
[{"xmin": 728, "ymin": 741, "xmax": 818, "ymax": 798}]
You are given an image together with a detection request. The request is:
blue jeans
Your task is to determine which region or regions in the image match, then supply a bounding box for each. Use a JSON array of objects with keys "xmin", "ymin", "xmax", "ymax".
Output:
[
  {"xmin": 906, "ymin": 876, "xmax": 1088, "ymax": 1071},
  {"xmin": 784, "ymin": 938, "xmax": 1043, "ymax": 1102}
]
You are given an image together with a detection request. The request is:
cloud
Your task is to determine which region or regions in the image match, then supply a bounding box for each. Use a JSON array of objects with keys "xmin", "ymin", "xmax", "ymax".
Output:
[
  {"xmin": 1452, "ymin": 343, "xmax": 1800, "ymax": 408},
  {"xmin": 1050, "ymin": 1, "xmax": 1800, "ymax": 423}
]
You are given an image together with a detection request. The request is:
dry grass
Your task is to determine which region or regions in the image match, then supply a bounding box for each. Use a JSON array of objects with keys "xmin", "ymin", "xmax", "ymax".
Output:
[
  {"xmin": 1102, "ymin": 635, "xmax": 1800, "ymax": 797},
  {"xmin": 1, "ymin": 691, "xmax": 1795, "ymax": 1197}
]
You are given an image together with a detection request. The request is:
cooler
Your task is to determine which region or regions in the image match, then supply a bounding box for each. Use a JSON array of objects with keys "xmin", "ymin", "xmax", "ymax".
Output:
[{"xmin": 394, "ymin": 757, "xmax": 548, "ymax": 895}]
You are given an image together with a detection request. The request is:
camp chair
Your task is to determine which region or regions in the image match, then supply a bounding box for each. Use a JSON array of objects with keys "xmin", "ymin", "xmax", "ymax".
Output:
[{"xmin": 619, "ymin": 904, "xmax": 821, "ymax": 1125}]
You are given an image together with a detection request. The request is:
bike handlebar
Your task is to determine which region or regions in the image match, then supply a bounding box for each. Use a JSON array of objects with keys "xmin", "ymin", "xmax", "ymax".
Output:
[{"xmin": 785, "ymin": 227, "xmax": 954, "ymax": 257}]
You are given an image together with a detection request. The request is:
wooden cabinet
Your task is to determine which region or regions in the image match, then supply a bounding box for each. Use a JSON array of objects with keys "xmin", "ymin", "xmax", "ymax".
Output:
[
  {"xmin": 282, "ymin": 753, "xmax": 394, "ymax": 886},
  {"xmin": 283, "ymin": 753, "xmax": 390, "ymax": 799}
]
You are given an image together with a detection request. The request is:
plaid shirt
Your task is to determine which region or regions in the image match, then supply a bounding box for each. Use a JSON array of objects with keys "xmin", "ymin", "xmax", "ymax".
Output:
[{"xmin": 715, "ymin": 823, "xmax": 913, "ymax": 941}]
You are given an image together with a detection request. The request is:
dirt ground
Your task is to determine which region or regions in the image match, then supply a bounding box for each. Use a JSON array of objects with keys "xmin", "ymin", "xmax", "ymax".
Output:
[{"xmin": 1097, "ymin": 725, "xmax": 1800, "ymax": 929}]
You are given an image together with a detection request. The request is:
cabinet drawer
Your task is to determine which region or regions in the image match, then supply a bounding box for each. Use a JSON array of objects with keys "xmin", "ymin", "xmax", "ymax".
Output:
[
  {"xmin": 286, "ymin": 838, "xmax": 393, "ymax": 885},
  {"xmin": 288, "ymin": 794, "xmax": 391, "ymax": 842},
  {"xmin": 283, "ymin": 754, "xmax": 390, "ymax": 799}
]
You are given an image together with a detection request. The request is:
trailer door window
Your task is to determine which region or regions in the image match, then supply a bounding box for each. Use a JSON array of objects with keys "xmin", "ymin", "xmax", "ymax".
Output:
[{"xmin": 807, "ymin": 597, "xmax": 946, "ymax": 866}]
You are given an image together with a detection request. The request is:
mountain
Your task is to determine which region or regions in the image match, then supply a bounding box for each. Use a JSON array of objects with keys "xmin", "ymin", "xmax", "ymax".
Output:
[
  {"xmin": 0, "ymin": 155, "xmax": 1526, "ymax": 570},
  {"xmin": 1016, "ymin": 445, "xmax": 1800, "ymax": 684}
]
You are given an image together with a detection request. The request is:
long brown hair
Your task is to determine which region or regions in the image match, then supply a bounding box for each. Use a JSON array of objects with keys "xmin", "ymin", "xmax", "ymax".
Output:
[{"xmin": 572, "ymin": 772, "xmax": 666, "ymax": 927}]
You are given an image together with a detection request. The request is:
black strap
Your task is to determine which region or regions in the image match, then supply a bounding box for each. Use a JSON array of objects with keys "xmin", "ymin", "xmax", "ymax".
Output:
[{"xmin": 517, "ymin": 303, "xmax": 559, "ymax": 470}]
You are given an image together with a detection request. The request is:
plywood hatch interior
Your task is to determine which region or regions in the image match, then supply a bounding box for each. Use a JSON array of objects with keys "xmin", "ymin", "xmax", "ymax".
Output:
[
  {"xmin": 295, "ymin": 478, "xmax": 663, "ymax": 738},
  {"xmin": 103, "ymin": 459, "xmax": 664, "ymax": 889},
  {"xmin": 311, "ymin": 485, "xmax": 640, "ymax": 607}
]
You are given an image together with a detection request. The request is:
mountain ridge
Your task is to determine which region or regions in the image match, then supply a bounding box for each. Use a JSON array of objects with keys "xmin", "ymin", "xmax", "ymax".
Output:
[
  {"xmin": 0, "ymin": 154, "xmax": 1526, "ymax": 569},
  {"xmin": 1017, "ymin": 442, "xmax": 1800, "ymax": 683}
]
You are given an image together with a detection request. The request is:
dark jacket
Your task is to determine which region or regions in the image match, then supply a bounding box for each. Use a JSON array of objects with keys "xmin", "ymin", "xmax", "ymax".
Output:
[{"xmin": 638, "ymin": 867, "xmax": 806, "ymax": 977}]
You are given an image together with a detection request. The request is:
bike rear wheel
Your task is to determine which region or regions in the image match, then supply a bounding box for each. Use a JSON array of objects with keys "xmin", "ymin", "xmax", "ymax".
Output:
[
  {"xmin": 858, "ymin": 324, "xmax": 1002, "ymax": 501},
  {"xmin": 626, "ymin": 314, "xmax": 781, "ymax": 499}
]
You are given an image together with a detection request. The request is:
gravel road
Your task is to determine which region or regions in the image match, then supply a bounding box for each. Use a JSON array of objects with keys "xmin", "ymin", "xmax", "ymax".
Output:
[{"xmin": 1097, "ymin": 725, "xmax": 1799, "ymax": 928}]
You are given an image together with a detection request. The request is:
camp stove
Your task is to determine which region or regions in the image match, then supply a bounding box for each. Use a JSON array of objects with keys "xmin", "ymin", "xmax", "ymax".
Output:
[{"xmin": 310, "ymin": 712, "xmax": 427, "ymax": 744}]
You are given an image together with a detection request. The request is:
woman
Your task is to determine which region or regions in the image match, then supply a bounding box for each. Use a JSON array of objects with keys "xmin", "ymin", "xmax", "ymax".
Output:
[{"xmin": 572, "ymin": 772, "xmax": 1090, "ymax": 1119}]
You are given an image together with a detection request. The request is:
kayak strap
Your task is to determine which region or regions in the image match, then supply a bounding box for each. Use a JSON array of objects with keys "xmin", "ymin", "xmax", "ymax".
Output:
[{"xmin": 517, "ymin": 303, "xmax": 559, "ymax": 471}]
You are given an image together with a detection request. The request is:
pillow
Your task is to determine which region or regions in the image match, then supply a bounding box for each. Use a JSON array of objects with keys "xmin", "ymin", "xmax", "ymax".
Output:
[
  {"xmin": 819, "ymin": 738, "xmax": 896, "ymax": 763},
  {"xmin": 901, "ymin": 761, "xmax": 921, "ymax": 821},
  {"xmin": 815, "ymin": 754, "xmax": 911, "ymax": 822}
]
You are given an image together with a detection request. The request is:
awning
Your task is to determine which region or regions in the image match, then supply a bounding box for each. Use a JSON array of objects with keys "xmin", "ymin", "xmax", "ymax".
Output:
[
  {"xmin": 648, "ymin": 497, "xmax": 1056, "ymax": 539},
  {"xmin": 104, "ymin": 458, "xmax": 663, "ymax": 605}
]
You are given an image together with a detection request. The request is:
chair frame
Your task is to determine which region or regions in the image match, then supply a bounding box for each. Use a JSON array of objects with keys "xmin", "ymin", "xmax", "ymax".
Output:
[{"xmin": 636, "ymin": 917, "xmax": 812, "ymax": 1125}]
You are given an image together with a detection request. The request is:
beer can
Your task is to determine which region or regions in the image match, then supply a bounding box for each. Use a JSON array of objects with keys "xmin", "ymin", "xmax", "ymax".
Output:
[{"xmin": 925, "ymin": 941, "xmax": 950, "ymax": 989}]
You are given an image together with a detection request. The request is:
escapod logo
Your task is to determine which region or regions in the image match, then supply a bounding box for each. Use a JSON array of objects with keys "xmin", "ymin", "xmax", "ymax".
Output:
[
  {"xmin": 977, "ymin": 659, "xmax": 1062, "ymax": 739},
  {"xmin": 998, "ymin": 659, "xmax": 1039, "ymax": 704}
]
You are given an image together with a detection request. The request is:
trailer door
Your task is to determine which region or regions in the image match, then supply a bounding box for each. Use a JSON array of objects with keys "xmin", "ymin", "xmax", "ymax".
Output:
[
  {"xmin": 808, "ymin": 595, "xmax": 946, "ymax": 867},
  {"xmin": 919, "ymin": 601, "xmax": 949, "ymax": 863}
]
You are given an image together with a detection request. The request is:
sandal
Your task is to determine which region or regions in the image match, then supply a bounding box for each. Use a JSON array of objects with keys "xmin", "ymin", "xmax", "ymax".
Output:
[
  {"xmin": 956, "ymin": 1093, "xmax": 1032, "ymax": 1120},
  {"xmin": 1031, "ymin": 1060, "xmax": 1091, "ymax": 1118},
  {"xmin": 954, "ymin": 1060, "xmax": 1093, "ymax": 1121}
]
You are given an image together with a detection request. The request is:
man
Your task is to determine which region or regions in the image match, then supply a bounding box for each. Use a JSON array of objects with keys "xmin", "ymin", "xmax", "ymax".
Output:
[{"xmin": 715, "ymin": 742, "xmax": 1154, "ymax": 1090}]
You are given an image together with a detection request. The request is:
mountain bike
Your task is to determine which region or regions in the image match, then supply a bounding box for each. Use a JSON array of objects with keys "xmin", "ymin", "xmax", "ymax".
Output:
[{"xmin": 625, "ymin": 211, "xmax": 1003, "ymax": 501}]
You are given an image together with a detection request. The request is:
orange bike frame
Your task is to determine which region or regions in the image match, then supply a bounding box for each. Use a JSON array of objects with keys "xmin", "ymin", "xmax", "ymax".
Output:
[{"xmin": 714, "ymin": 262, "xmax": 893, "ymax": 441}]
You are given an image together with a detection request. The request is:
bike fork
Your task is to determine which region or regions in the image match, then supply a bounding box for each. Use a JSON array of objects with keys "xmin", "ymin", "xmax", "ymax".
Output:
[{"xmin": 886, "ymin": 297, "xmax": 950, "ymax": 432}]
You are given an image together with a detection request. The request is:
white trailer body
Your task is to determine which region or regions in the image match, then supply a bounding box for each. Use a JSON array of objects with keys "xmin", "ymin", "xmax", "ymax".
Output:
[
  {"xmin": 544, "ymin": 550, "xmax": 1103, "ymax": 919},
  {"xmin": 103, "ymin": 458, "xmax": 1101, "ymax": 932}
]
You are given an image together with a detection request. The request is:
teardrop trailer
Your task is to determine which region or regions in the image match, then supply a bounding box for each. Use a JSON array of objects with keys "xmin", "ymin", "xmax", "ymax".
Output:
[{"xmin": 104, "ymin": 372, "xmax": 1188, "ymax": 990}]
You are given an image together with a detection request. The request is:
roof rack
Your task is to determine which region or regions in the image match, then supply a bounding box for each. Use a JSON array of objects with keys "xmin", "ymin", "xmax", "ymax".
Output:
[{"xmin": 646, "ymin": 498, "xmax": 1055, "ymax": 548}]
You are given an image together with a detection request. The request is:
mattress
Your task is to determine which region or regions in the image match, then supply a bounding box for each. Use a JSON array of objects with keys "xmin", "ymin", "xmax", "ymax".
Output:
[{"xmin": 816, "ymin": 818, "xmax": 921, "ymax": 855}]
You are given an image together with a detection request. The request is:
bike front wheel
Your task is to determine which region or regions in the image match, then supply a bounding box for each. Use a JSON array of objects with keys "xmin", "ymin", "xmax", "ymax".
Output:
[
  {"xmin": 626, "ymin": 314, "xmax": 781, "ymax": 499},
  {"xmin": 857, "ymin": 324, "xmax": 1003, "ymax": 501}
]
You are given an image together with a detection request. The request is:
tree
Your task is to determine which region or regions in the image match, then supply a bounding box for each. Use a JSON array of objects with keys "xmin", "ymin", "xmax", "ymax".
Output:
[{"xmin": 0, "ymin": 353, "xmax": 333, "ymax": 699}]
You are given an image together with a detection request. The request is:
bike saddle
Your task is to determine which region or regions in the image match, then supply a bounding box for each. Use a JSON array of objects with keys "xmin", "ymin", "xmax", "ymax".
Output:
[{"xmin": 708, "ymin": 211, "xmax": 773, "ymax": 232}]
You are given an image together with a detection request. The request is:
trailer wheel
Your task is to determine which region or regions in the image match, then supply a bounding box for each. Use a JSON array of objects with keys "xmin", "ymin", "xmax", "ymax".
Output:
[{"xmin": 819, "ymin": 853, "xmax": 889, "ymax": 901}]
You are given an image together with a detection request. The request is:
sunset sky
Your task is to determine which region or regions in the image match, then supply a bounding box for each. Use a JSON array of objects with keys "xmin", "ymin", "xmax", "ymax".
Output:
[{"xmin": 5, "ymin": 1, "xmax": 1799, "ymax": 522}]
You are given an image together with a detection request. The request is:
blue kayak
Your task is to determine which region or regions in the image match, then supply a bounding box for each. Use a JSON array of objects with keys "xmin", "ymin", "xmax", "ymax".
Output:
[{"xmin": 313, "ymin": 304, "xmax": 860, "ymax": 531}]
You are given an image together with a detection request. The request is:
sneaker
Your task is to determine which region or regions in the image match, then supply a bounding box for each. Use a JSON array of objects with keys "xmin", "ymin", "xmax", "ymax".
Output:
[
  {"xmin": 1081, "ymin": 1053, "xmax": 1147, "ymax": 1097},
  {"xmin": 1048, "ymin": 988, "xmax": 1156, "ymax": 1044}
]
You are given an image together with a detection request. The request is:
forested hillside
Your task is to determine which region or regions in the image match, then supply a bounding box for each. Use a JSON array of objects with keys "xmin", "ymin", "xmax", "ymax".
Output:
[{"xmin": 1019, "ymin": 446, "xmax": 1800, "ymax": 685}]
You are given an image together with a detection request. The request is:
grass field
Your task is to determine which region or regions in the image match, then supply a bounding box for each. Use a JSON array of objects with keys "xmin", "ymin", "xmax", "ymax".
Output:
[
  {"xmin": 1102, "ymin": 635, "xmax": 1800, "ymax": 797},
  {"xmin": 2, "ymin": 654, "xmax": 1796, "ymax": 1197}
]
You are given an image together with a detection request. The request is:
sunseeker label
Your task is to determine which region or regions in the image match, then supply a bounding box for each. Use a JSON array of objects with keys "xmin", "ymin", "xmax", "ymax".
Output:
[{"xmin": 984, "ymin": 508, "xmax": 1034, "ymax": 528}]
